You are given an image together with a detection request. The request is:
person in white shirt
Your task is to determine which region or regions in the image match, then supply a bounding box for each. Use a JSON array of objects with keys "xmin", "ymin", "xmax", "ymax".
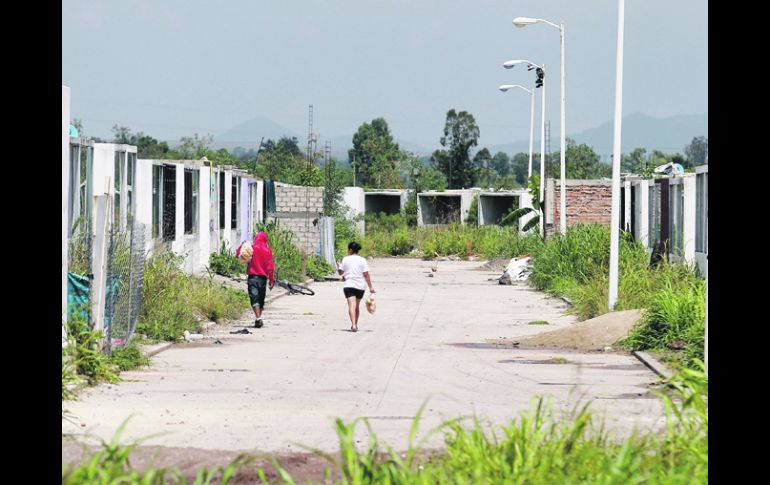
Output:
[{"xmin": 336, "ymin": 242, "xmax": 376, "ymax": 332}]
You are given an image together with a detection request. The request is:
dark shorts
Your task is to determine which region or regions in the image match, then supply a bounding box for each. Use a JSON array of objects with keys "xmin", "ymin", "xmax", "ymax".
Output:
[
  {"xmin": 248, "ymin": 275, "xmax": 268, "ymax": 309},
  {"xmin": 343, "ymin": 287, "xmax": 365, "ymax": 300}
]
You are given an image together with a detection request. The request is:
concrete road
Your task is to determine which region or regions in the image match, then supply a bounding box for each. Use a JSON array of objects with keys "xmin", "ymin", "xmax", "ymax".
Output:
[{"xmin": 62, "ymin": 258, "xmax": 665, "ymax": 454}]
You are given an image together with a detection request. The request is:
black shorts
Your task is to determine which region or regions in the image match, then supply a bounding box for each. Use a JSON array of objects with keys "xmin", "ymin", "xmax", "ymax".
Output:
[
  {"xmin": 247, "ymin": 275, "xmax": 268, "ymax": 309},
  {"xmin": 343, "ymin": 287, "xmax": 365, "ymax": 300}
]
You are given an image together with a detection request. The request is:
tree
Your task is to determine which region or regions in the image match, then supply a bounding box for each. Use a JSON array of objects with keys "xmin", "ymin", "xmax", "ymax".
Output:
[
  {"xmin": 348, "ymin": 118, "xmax": 401, "ymax": 188},
  {"xmin": 322, "ymin": 158, "xmax": 347, "ymax": 217},
  {"xmin": 177, "ymin": 133, "xmax": 213, "ymax": 159},
  {"xmin": 622, "ymin": 147, "xmax": 647, "ymax": 174},
  {"xmin": 684, "ymin": 136, "xmax": 708, "ymax": 166},
  {"xmin": 473, "ymin": 148, "xmax": 495, "ymax": 187},
  {"xmin": 550, "ymin": 139, "xmax": 611, "ymax": 179},
  {"xmin": 431, "ymin": 109, "xmax": 480, "ymax": 189},
  {"xmin": 511, "ymin": 152, "xmax": 530, "ymax": 186},
  {"xmin": 491, "ymin": 151, "xmax": 511, "ymax": 177},
  {"xmin": 111, "ymin": 125, "xmax": 175, "ymax": 159}
]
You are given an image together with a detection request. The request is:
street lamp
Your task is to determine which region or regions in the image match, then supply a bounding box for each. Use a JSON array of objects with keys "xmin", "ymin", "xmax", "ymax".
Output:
[
  {"xmin": 504, "ymin": 59, "xmax": 545, "ymax": 238},
  {"xmin": 498, "ymin": 84, "xmax": 535, "ymax": 180},
  {"xmin": 513, "ymin": 16, "xmax": 567, "ymax": 236},
  {"xmin": 608, "ymin": 0, "xmax": 625, "ymax": 309}
]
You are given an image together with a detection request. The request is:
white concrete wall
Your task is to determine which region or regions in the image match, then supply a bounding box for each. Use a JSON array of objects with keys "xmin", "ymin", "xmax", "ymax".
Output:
[
  {"xmin": 682, "ymin": 175, "xmax": 696, "ymax": 264},
  {"xmin": 198, "ymin": 167, "xmax": 211, "ymax": 272},
  {"xmin": 173, "ymin": 165, "xmax": 185, "ymax": 254},
  {"xmin": 92, "ymin": 145, "xmax": 114, "ymax": 197},
  {"xmin": 519, "ymin": 190, "xmax": 535, "ymax": 233},
  {"xmin": 62, "ymin": 86, "xmax": 70, "ymax": 336},
  {"xmin": 459, "ymin": 190, "xmax": 477, "ymax": 223},
  {"xmin": 256, "ymin": 179, "xmax": 265, "ymax": 225},
  {"xmin": 636, "ymin": 181, "xmax": 649, "ymax": 248},
  {"xmin": 343, "ymin": 187, "xmax": 365, "ymax": 235},
  {"xmin": 135, "ymin": 159, "xmax": 154, "ymax": 253},
  {"xmin": 224, "ymin": 171, "xmax": 232, "ymax": 248}
]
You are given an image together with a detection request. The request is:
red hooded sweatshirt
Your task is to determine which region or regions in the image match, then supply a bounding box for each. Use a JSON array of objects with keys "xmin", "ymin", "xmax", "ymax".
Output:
[{"xmin": 236, "ymin": 231, "xmax": 275, "ymax": 285}]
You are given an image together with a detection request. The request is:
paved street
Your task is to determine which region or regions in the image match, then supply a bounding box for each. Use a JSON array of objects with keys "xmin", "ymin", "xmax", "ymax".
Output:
[{"xmin": 62, "ymin": 258, "xmax": 664, "ymax": 454}]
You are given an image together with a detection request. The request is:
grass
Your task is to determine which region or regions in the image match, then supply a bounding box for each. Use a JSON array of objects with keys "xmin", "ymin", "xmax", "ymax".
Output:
[
  {"xmin": 353, "ymin": 214, "xmax": 543, "ymax": 260},
  {"xmin": 526, "ymin": 224, "xmax": 705, "ymax": 370},
  {"xmin": 138, "ymin": 249, "xmax": 249, "ymax": 342},
  {"xmin": 108, "ymin": 342, "xmax": 150, "ymax": 371},
  {"xmin": 528, "ymin": 320, "xmax": 549, "ymax": 325},
  {"xmin": 207, "ymin": 240, "xmax": 246, "ymax": 277},
  {"xmin": 64, "ymin": 365, "xmax": 707, "ymax": 484}
]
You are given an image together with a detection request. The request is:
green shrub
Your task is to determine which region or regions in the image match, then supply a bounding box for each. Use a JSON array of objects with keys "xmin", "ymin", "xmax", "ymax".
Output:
[
  {"xmin": 307, "ymin": 254, "xmax": 334, "ymax": 281},
  {"xmin": 109, "ymin": 342, "xmax": 150, "ymax": 371},
  {"xmin": 208, "ymin": 240, "xmax": 246, "ymax": 277},
  {"xmin": 258, "ymin": 219, "xmax": 303, "ymax": 283}
]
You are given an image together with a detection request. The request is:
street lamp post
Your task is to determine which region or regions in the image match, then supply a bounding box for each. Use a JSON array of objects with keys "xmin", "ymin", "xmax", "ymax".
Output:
[
  {"xmin": 504, "ymin": 59, "xmax": 545, "ymax": 238},
  {"xmin": 513, "ymin": 16, "xmax": 567, "ymax": 235},
  {"xmin": 498, "ymin": 84, "xmax": 535, "ymax": 180},
  {"xmin": 608, "ymin": 0, "xmax": 625, "ymax": 309}
]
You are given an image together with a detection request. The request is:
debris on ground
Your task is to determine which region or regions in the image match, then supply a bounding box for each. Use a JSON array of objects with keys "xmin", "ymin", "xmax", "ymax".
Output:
[
  {"xmin": 183, "ymin": 331, "xmax": 204, "ymax": 342},
  {"xmin": 497, "ymin": 254, "xmax": 532, "ymax": 285},
  {"xmin": 229, "ymin": 328, "xmax": 252, "ymax": 335}
]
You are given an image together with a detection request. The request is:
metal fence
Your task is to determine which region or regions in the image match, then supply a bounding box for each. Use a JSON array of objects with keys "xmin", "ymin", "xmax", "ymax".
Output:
[{"xmin": 104, "ymin": 222, "xmax": 145, "ymax": 350}]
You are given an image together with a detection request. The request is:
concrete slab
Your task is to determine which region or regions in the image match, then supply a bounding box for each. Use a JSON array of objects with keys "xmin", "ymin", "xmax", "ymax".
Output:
[{"xmin": 62, "ymin": 259, "xmax": 665, "ymax": 455}]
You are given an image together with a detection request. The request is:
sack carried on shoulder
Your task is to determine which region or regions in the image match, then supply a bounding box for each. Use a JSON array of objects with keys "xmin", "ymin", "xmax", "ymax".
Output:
[{"xmin": 238, "ymin": 242, "xmax": 253, "ymax": 263}]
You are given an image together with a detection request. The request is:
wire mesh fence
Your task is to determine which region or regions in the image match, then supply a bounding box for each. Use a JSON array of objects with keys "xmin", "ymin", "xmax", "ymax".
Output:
[{"xmin": 104, "ymin": 222, "xmax": 145, "ymax": 350}]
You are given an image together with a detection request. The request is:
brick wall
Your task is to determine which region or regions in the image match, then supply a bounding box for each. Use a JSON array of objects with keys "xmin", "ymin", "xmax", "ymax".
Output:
[
  {"xmin": 274, "ymin": 184, "xmax": 324, "ymax": 253},
  {"xmin": 546, "ymin": 178, "xmax": 613, "ymax": 230}
]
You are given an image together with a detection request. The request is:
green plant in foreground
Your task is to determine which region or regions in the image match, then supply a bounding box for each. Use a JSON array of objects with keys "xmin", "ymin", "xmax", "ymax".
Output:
[
  {"xmin": 207, "ymin": 240, "xmax": 246, "ymax": 277},
  {"xmin": 109, "ymin": 343, "xmax": 150, "ymax": 371},
  {"xmin": 528, "ymin": 320, "xmax": 549, "ymax": 325}
]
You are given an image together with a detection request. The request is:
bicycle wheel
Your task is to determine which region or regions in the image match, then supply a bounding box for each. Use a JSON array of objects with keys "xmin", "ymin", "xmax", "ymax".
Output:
[{"xmin": 289, "ymin": 283, "xmax": 314, "ymax": 296}]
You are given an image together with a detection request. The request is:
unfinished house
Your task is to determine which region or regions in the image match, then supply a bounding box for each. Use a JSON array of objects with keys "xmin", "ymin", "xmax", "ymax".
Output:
[
  {"xmin": 342, "ymin": 187, "xmax": 365, "ymax": 235},
  {"xmin": 134, "ymin": 160, "xmax": 257, "ymax": 273},
  {"xmin": 417, "ymin": 189, "xmax": 477, "ymax": 226},
  {"xmin": 67, "ymin": 137, "xmax": 94, "ymax": 235},
  {"xmin": 364, "ymin": 190, "xmax": 407, "ymax": 217},
  {"xmin": 623, "ymin": 170, "xmax": 707, "ymax": 276},
  {"xmin": 477, "ymin": 190, "xmax": 528, "ymax": 226}
]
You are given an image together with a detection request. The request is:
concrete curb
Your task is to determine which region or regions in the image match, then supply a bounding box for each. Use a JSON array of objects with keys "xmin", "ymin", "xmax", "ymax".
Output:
[
  {"xmin": 143, "ymin": 278, "xmax": 318, "ymax": 358},
  {"xmin": 633, "ymin": 350, "xmax": 674, "ymax": 380}
]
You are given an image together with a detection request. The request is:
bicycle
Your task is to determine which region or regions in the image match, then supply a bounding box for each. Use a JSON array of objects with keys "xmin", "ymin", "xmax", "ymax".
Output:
[{"xmin": 275, "ymin": 274, "xmax": 315, "ymax": 296}]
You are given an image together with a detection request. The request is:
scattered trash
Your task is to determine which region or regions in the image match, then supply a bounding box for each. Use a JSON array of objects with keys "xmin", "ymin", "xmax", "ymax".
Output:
[
  {"xmin": 427, "ymin": 273, "xmax": 434, "ymax": 278},
  {"xmin": 214, "ymin": 340, "xmax": 223, "ymax": 345},
  {"xmin": 603, "ymin": 346, "xmax": 614, "ymax": 352},
  {"xmin": 497, "ymin": 254, "xmax": 532, "ymax": 285},
  {"xmin": 229, "ymin": 328, "xmax": 252, "ymax": 335},
  {"xmin": 431, "ymin": 264, "xmax": 437, "ymax": 272},
  {"xmin": 183, "ymin": 331, "xmax": 204, "ymax": 341}
]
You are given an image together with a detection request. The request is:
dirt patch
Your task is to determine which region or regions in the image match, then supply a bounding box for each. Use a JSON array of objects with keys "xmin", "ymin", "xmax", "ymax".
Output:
[
  {"xmin": 505, "ymin": 309, "xmax": 644, "ymax": 351},
  {"xmin": 61, "ymin": 440, "xmax": 338, "ymax": 484},
  {"xmin": 474, "ymin": 257, "xmax": 511, "ymax": 272}
]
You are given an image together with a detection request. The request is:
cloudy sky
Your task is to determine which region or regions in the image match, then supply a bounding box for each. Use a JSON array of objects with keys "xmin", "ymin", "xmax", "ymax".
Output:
[{"xmin": 62, "ymin": 0, "xmax": 707, "ymax": 150}]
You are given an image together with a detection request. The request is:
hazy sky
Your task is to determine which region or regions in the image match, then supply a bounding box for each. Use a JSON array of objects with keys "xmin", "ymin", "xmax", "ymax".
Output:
[{"xmin": 62, "ymin": 0, "xmax": 707, "ymax": 150}]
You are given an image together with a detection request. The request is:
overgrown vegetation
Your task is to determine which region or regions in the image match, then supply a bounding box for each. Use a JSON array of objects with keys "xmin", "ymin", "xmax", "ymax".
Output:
[
  {"xmin": 351, "ymin": 213, "xmax": 543, "ymax": 260},
  {"xmin": 139, "ymin": 249, "xmax": 248, "ymax": 341},
  {"xmin": 527, "ymin": 224, "xmax": 705, "ymax": 368},
  {"xmin": 64, "ymin": 366, "xmax": 707, "ymax": 484},
  {"xmin": 207, "ymin": 240, "xmax": 246, "ymax": 277}
]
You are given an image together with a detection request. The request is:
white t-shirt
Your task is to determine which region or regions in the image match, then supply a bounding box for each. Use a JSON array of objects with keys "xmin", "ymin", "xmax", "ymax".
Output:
[{"xmin": 339, "ymin": 255, "xmax": 370, "ymax": 290}]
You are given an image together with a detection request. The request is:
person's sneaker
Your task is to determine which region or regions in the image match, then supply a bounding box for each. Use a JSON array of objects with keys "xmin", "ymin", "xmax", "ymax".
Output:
[{"xmin": 254, "ymin": 319, "xmax": 264, "ymax": 329}]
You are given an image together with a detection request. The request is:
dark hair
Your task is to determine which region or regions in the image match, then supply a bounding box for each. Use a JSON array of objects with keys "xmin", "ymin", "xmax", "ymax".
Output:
[{"xmin": 348, "ymin": 242, "xmax": 362, "ymax": 254}]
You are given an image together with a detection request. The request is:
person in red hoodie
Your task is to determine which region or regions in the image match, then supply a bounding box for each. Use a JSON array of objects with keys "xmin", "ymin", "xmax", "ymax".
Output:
[{"xmin": 236, "ymin": 231, "xmax": 275, "ymax": 328}]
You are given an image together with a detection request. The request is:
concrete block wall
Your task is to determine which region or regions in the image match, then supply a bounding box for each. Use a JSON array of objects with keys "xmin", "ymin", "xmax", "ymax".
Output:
[{"xmin": 274, "ymin": 184, "xmax": 324, "ymax": 253}]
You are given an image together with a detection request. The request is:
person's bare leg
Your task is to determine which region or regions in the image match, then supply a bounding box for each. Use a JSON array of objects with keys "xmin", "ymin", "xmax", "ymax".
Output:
[
  {"xmin": 355, "ymin": 300, "xmax": 361, "ymax": 327},
  {"xmin": 347, "ymin": 297, "xmax": 358, "ymax": 330},
  {"xmin": 252, "ymin": 306, "xmax": 261, "ymax": 319}
]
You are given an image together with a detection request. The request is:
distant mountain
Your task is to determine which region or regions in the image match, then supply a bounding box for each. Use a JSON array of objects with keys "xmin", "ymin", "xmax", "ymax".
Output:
[
  {"xmin": 486, "ymin": 112, "xmax": 708, "ymax": 161},
  {"xmin": 212, "ymin": 115, "xmax": 299, "ymax": 150}
]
